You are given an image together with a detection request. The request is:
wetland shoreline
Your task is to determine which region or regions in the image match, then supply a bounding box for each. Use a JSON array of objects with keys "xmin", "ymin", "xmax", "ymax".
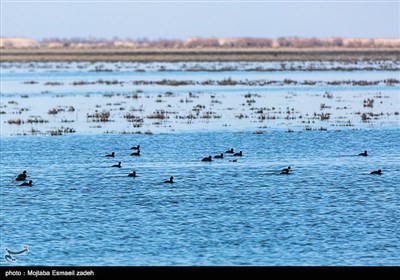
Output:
[
  {"xmin": 1, "ymin": 59, "xmax": 399, "ymax": 137},
  {"xmin": 2, "ymin": 48, "xmax": 400, "ymax": 62}
]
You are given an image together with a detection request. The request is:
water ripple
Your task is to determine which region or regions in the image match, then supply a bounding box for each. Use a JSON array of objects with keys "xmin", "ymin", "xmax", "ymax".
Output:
[{"xmin": 1, "ymin": 129, "xmax": 399, "ymax": 265}]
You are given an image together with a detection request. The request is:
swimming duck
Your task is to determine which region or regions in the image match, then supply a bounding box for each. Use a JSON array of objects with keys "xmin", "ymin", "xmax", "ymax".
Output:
[
  {"xmin": 131, "ymin": 145, "xmax": 140, "ymax": 150},
  {"xmin": 20, "ymin": 180, "xmax": 33, "ymax": 187},
  {"xmin": 128, "ymin": 171, "xmax": 137, "ymax": 177},
  {"xmin": 214, "ymin": 153, "xmax": 224, "ymax": 159},
  {"xmin": 225, "ymin": 148, "xmax": 234, "ymax": 154},
  {"xmin": 16, "ymin": 171, "xmax": 27, "ymax": 181},
  {"xmin": 112, "ymin": 162, "xmax": 122, "ymax": 168},
  {"xmin": 130, "ymin": 150, "xmax": 140, "ymax": 156},
  {"xmin": 202, "ymin": 156, "xmax": 212, "ymax": 162},
  {"xmin": 281, "ymin": 166, "xmax": 291, "ymax": 173},
  {"xmin": 233, "ymin": 151, "xmax": 243, "ymax": 157},
  {"xmin": 280, "ymin": 169, "xmax": 290, "ymax": 175},
  {"xmin": 370, "ymin": 169, "xmax": 382, "ymax": 175},
  {"xmin": 105, "ymin": 152, "xmax": 115, "ymax": 157},
  {"xmin": 358, "ymin": 150, "xmax": 368, "ymax": 156},
  {"xmin": 164, "ymin": 176, "xmax": 174, "ymax": 184}
]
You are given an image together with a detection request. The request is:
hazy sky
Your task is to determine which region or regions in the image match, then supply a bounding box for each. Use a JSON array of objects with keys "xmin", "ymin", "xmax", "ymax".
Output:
[{"xmin": 1, "ymin": 1, "xmax": 399, "ymax": 39}]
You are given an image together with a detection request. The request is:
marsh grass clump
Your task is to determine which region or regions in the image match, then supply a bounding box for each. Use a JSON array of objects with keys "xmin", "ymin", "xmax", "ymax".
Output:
[
  {"xmin": 7, "ymin": 119, "xmax": 23, "ymax": 125},
  {"xmin": 49, "ymin": 130, "xmax": 62, "ymax": 136},
  {"xmin": 192, "ymin": 104, "xmax": 206, "ymax": 116},
  {"xmin": 27, "ymin": 117, "xmax": 49, "ymax": 124},
  {"xmin": 91, "ymin": 66, "xmax": 113, "ymax": 72},
  {"xmin": 61, "ymin": 119, "xmax": 74, "ymax": 123},
  {"xmin": 363, "ymin": 98, "xmax": 374, "ymax": 108},
  {"xmin": 178, "ymin": 113, "xmax": 197, "ymax": 120},
  {"xmin": 188, "ymin": 92, "xmax": 199, "ymax": 98},
  {"xmin": 352, "ymin": 80, "xmax": 379, "ymax": 86},
  {"xmin": 124, "ymin": 113, "xmax": 144, "ymax": 127},
  {"xmin": 254, "ymin": 130, "xmax": 265, "ymax": 134},
  {"xmin": 302, "ymin": 80, "xmax": 317, "ymax": 85},
  {"xmin": 62, "ymin": 127, "xmax": 76, "ymax": 133},
  {"xmin": 218, "ymin": 78, "xmax": 237, "ymax": 86},
  {"xmin": 320, "ymin": 103, "xmax": 331, "ymax": 110},
  {"xmin": 385, "ymin": 78, "xmax": 400, "ymax": 85},
  {"xmin": 125, "ymin": 93, "xmax": 141, "ymax": 99},
  {"xmin": 246, "ymin": 99, "xmax": 256, "ymax": 105},
  {"xmin": 29, "ymin": 128, "xmax": 42, "ymax": 135},
  {"xmin": 48, "ymin": 108, "xmax": 58, "ymax": 115},
  {"xmin": 147, "ymin": 110, "xmax": 167, "ymax": 120},
  {"xmin": 210, "ymin": 99, "xmax": 222, "ymax": 104},
  {"xmin": 258, "ymin": 114, "xmax": 266, "ymax": 121},
  {"xmin": 156, "ymin": 79, "xmax": 193, "ymax": 86},
  {"xmin": 48, "ymin": 107, "xmax": 65, "ymax": 115},
  {"xmin": 129, "ymin": 106, "xmax": 144, "ymax": 112},
  {"xmin": 235, "ymin": 113, "xmax": 248, "ymax": 119},
  {"xmin": 283, "ymin": 79, "xmax": 298, "ymax": 85},
  {"xmin": 97, "ymin": 79, "xmax": 121, "ymax": 85},
  {"xmin": 201, "ymin": 112, "xmax": 222, "ymax": 119},
  {"xmin": 44, "ymin": 82, "xmax": 64, "ymax": 86},
  {"xmin": 72, "ymin": 80, "xmax": 91, "ymax": 86},
  {"xmin": 49, "ymin": 127, "xmax": 76, "ymax": 136},
  {"xmin": 327, "ymin": 81, "xmax": 341, "ymax": 86},
  {"xmin": 360, "ymin": 113, "xmax": 371, "ymax": 122},
  {"xmin": 180, "ymin": 98, "xmax": 193, "ymax": 103},
  {"xmin": 87, "ymin": 110, "xmax": 111, "ymax": 122},
  {"xmin": 245, "ymin": 93, "xmax": 261, "ymax": 98},
  {"xmin": 103, "ymin": 93, "xmax": 115, "ymax": 98}
]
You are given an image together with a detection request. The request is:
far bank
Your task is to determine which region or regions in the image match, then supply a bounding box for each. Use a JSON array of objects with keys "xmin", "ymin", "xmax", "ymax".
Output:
[{"xmin": 1, "ymin": 48, "xmax": 400, "ymax": 62}]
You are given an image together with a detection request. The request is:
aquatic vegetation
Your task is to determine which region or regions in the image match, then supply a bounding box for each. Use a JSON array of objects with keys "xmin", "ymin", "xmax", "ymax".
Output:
[
  {"xmin": 363, "ymin": 98, "xmax": 375, "ymax": 108},
  {"xmin": 26, "ymin": 117, "xmax": 48, "ymax": 124},
  {"xmin": 7, "ymin": 119, "xmax": 23, "ymax": 125},
  {"xmin": 87, "ymin": 110, "xmax": 111, "ymax": 122}
]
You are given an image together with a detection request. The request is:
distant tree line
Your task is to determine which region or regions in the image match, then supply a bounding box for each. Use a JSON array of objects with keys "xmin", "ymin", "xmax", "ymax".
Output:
[{"xmin": 2, "ymin": 36, "xmax": 400, "ymax": 49}]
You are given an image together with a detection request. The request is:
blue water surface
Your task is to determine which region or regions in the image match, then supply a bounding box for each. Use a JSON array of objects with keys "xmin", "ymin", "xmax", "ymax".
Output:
[{"xmin": 1, "ymin": 129, "xmax": 399, "ymax": 265}]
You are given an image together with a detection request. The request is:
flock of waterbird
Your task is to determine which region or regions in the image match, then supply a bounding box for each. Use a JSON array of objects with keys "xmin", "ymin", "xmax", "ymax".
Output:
[
  {"xmin": 105, "ymin": 146, "xmax": 246, "ymax": 184},
  {"xmin": 106, "ymin": 144, "xmax": 173, "ymax": 183},
  {"xmin": 201, "ymin": 148, "xmax": 243, "ymax": 163},
  {"xmin": 13, "ymin": 147, "xmax": 382, "ymax": 187}
]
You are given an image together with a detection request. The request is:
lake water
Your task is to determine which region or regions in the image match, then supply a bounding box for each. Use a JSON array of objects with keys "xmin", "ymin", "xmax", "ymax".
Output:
[
  {"xmin": 0, "ymin": 61, "xmax": 399, "ymax": 266},
  {"xmin": 1, "ymin": 61, "xmax": 399, "ymax": 98},
  {"xmin": 1, "ymin": 129, "xmax": 399, "ymax": 265}
]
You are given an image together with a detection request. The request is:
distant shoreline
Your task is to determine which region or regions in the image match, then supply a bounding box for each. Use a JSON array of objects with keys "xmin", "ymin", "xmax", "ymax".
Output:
[{"xmin": 2, "ymin": 48, "xmax": 400, "ymax": 62}]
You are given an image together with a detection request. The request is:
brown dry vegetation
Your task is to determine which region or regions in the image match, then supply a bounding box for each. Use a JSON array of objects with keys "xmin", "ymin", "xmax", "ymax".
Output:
[
  {"xmin": 1, "ymin": 37, "xmax": 400, "ymax": 62},
  {"xmin": 2, "ymin": 48, "xmax": 399, "ymax": 62}
]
